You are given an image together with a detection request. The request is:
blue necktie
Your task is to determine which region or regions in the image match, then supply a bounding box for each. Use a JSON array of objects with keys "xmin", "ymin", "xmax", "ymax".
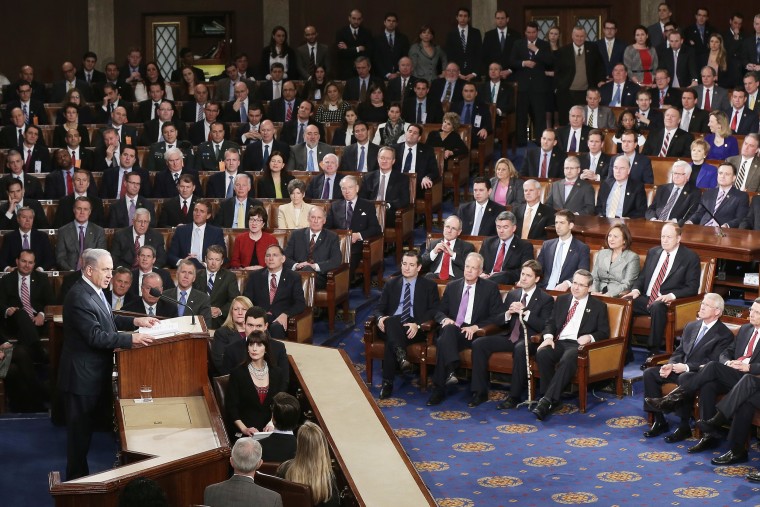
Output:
[
  {"xmin": 463, "ymin": 103, "xmax": 472, "ymax": 125},
  {"xmin": 178, "ymin": 290, "xmax": 186, "ymax": 317},
  {"xmin": 357, "ymin": 146, "xmax": 365, "ymax": 171},
  {"xmin": 262, "ymin": 144, "xmax": 270, "ymax": 171},
  {"xmin": 226, "ymin": 175, "xmax": 234, "ymax": 198},
  {"xmin": 307, "ymin": 150, "xmax": 315, "ymax": 171},
  {"xmin": 403, "ymin": 147, "xmax": 413, "ymax": 172},
  {"xmin": 207, "ymin": 273, "xmax": 214, "ymax": 294}
]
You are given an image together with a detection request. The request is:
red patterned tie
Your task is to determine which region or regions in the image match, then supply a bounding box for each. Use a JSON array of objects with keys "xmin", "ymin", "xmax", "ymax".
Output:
[
  {"xmin": 704, "ymin": 89, "xmax": 711, "ymax": 111},
  {"xmin": 540, "ymin": 153, "xmax": 548, "ymax": 178},
  {"xmin": 20, "ymin": 276, "xmax": 35, "ymax": 319},
  {"xmin": 286, "ymin": 102, "xmax": 293, "ymax": 122},
  {"xmin": 731, "ymin": 111, "xmax": 738, "ymax": 132},
  {"xmin": 439, "ymin": 241, "xmax": 451, "ymax": 280},
  {"xmin": 738, "ymin": 330, "xmax": 758, "ymax": 361},
  {"xmin": 65, "ymin": 170, "xmax": 73, "ymax": 195},
  {"xmin": 269, "ymin": 273, "xmax": 277, "ymax": 304},
  {"xmin": 182, "ymin": 200, "xmax": 188, "ymax": 216},
  {"xmin": 492, "ymin": 241, "xmax": 507, "ymax": 273},
  {"xmin": 648, "ymin": 252, "xmax": 670, "ymax": 305},
  {"xmin": 559, "ymin": 299, "xmax": 579, "ymax": 335}
]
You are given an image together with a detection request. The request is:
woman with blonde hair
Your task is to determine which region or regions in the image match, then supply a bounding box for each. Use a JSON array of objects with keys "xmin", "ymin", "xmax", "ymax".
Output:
[
  {"xmin": 704, "ymin": 110, "xmax": 739, "ymax": 159},
  {"xmin": 489, "ymin": 158, "xmax": 524, "ymax": 207},
  {"xmin": 315, "ymin": 81, "xmax": 350, "ymax": 124},
  {"xmin": 277, "ymin": 421, "xmax": 339, "ymax": 506},
  {"xmin": 706, "ymin": 34, "xmax": 729, "ymax": 87},
  {"xmin": 210, "ymin": 296, "xmax": 252, "ymax": 375}
]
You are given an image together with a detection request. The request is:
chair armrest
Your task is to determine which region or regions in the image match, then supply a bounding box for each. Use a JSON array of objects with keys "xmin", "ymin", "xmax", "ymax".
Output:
[
  {"xmin": 644, "ymin": 353, "xmax": 673, "ymax": 368},
  {"xmin": 364, "ymin": 315, "xmax": 378, "ymax": 330},
  {"xmin": 474, "ymin": 324, "xmax": 502, "ymax": 337},
  {"xmin": 287, "ymin": 309, "xmax": 314, "ymax": 343},
  {"xmin": 577, "ymin": 335, "xmax": 625, "ymax": 354},
  {"xmin": 326, "ymin": 263, "xmax": 350, "ymax": 299},
  {"xmin": 530, "ymin": 333, "xmax": 542, "ymax": 344}
]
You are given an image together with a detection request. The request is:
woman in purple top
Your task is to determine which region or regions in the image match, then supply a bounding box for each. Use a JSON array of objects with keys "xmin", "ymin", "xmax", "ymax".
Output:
[{"xmin": 704, "ymin": 110, "xmax": 739, "ymax": 160}]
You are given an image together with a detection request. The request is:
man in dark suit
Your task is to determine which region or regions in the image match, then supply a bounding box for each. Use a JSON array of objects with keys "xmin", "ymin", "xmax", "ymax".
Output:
[
  {"xmin": 578, "ymin": 130, "xmax": 612, "ymax": 181},
  {"xmin": 596, "ymin": 156, "xmax": 648, "ymax": 219},
  {"xmin": 510, "ymin": 22, "xmax": 553, "ymax": 144},
  {"xmin": 52, "ymin": 168, "xmax": 103, "ymax": 227},
  {"xmin": 545, "ymin": 156, "xmax": 596, "ymax": 216},
  {"xmin": 478, "ymin": 211, "xmax": 533, "ymax": 286},
  {"xmin": 194, "ymin": 245, "xmax": 239, "ymax": 330},
  {"xmin": 152, "ymin": 148, "xmax": 200, "ymax": 199},
  {"xmin": 478, "ymin": 260, "xmax": 555, "ymax": 409},
  {"xmin": 338, "ymin": 121, "xmax": 379, "ymax": 172},
  {"xmin": 642, "ymin": 293, "xmax": 733, "ymax": 443},
  {"xmin": 481, "ymin": 10, "xmax": 518, "ymax": 76},
  {"xmin": 641, "ymin": 107, "xmax": 693, "ymax": 158},
  {"xmin": 479, "ymin": 63, "xmax": 515, "ymax": 119},
  {"xmin": 266, "ymin": 81, "xmax": 301, "ymax": 124},
  {"xmin": 645, "ymin": 161, "xmax": 700, "ymax": 222},
  {"xmin": 449, "ymin": 83, "xmax": 493, "ymax": 144},
  {"xmin": 6, "ymin": 81, "xmax": 47, "ymax": 126},
  {"xmin": 613, "ymin": 130, "xmax": 655, "ymax": 184},
  {"xmin": 143, "ymin": 124, "xmax": 195, "ymax": 172},
  {"xmin": 370, "ymin": 251, "xmax": 440, "ymax": 400},
  {"xmin": 187, "ymin": 101, "xmax": 228, "ymax": 147},
  {"xmin": 18, "ymin": 125, "xmax": 51, "ymax": 173},
  {"xmin": 205, "ymin": 148, "xmax": 253, "ymax": 199},
  {"xmin": 128, "ymin": 245, "xmax": 175, "ymax": 298},
  {"xmin": 652, "ymin": 69, "xmax": 682, "ymax": 108},
  {"xmin": 623, "ymin": 223, "xmax": 701, "ymax": 355},
  {"xmin": 342, "ymin": 57, "xmax": 383, "ymax": 102},
  {"xmin": 136, "ymin": 83, "xmax": 176, "ymax": 124},
  {"xmin": 140, "ymin": 102, "xmax": 187, "ymax": 147},
  {"xmin": 99, "ymin": 147, "xmax": 152, "ymax": 199},
  {"xmin": 532, "ymin": 269, "xmax": 610, "ymax": 420},
  {"xmin": 0, "ymin": 207, "xmax": 54, "ymax": 271},
  {"xmin": 107, "ymin": 173, "xmax": 156, "ymax": 229},
  {"xmin": 119, "ymin": 47, "xmax": 147, "ymax": 84},
  {"xmin": 360, "ymin": 146, "xmax": 410, "ymax": 225},
  {"xmin": 633, "ymin": 89, "xmax": 663, "ymax": 131},
  {"xmin": 278, "ymin": 101, "xmax": 324, "ymax": 147},
  {"xmin": 235, "ymin": 104, "xmax": 264, "ymax": 146},
  {"xmin": 286, "ymin": 125, "xmax": 335, "ymax": 173},
  {"xmin": 536, "ymin": 210, "xmax": 590, "ymax": 291},
  {"xmin": 259, "ymin": 393, "xmax": 299, "ymax": 462},
  {"xmin": 687, "ymin": 162, "xmax": 749, "ymax": 228},
  {"xmin": 104, "ymin": 267, "xmax": 137, "ymax": 311},
  {"xmin": 93, "ymin": 112, "xmax": 139, "ymax": 161},
  {"xmin": 335, "ymin": 9, "xmax": 373, "ymax": 79},
  {"xmin": 164, "ymin": 260, "xmax": 213, "ymax": 325},
  {"xmin": 684, "ymin": 8, "xmax": 716, "ymax": 68},
  {"xmin": 0, "ymin": 178, "xmax": 49, "ymax": 231},
  {"xmin": 167, "ymin": 200, "xmax": 226, "ymax": 269},
  {"xmin": 325, "ymin": 175, "xmax": 381, "ymax": 275},
  {"xmin": 430, "ymin": 63, "xmax": 467, "ymax": 104},
  {"xmin": 658, "ymin": 30, "xmax": 699, "ymax": 88},
  {"xmin": 0, "ymin": 149, "xmax": 44, "ymax": 199},
  {"xmin": 385, "ymin": 57, "xmax": 417, "ymax": 103},
  {"xmin": 394, "ymin": 124, "xmax": 439, "ymax": 198},
  {"xmin": 401, "ymin": 79, "xmax": 444, "ymax": 124},
  {"xmin": 122, "ymin": 271, "xmax": 178, "ymax": 318},
  {"xmin": 555, "ymin": 106, "xmax": 592, "ymax": 154},
  {"xmin": 0, "ymin": 108, "xmax": 27, "ymax": 149},
  {"xmin": 213, "ymin": 176, "xmax": 262, "ymax": 229},
  {"xmin": 421, "ymin": 215, "xmax": 475, "ymax": 280},
  {"xmin": 306, "ymin": 153, "xmax": 344, "ymax": 200},
  {"xmin": 77, "ymin": 52, "xmax": 106, "ymax": 86},
  {"xmin": 94, "ymin": 83, "xmax": 133, "ymax": 124},
  {"xmin": 196, "ymin": 122, "xmax": 241, "ymax": 172},
  {"xmin": 240, "ymin": 120, "xmax": 289, "ymax": 173},
  {"xmin": 456, "ymin": 177, "xmax": 505, "ymax": 236},
  {"xmin": 296, "ymin": 25, "xmax": 330, "ymax": 79},
  {"xmin": 100, "ymin": 62, "xmax": 134, "ymax": 102},
  {"xmin": 740, "ymin": 18, "xmax": 760, "ymax": 73},
  {"xmin": 695, "ymin": 66, "xmax": 730, "ymax": 112},
  {"xmin": 646, "ymin": 298, "xmax": 760, "ymax": 459},
  {"xmin": 426, "ymin": 252, "xmax": 502, "ymax": 406},
  {"xmin": 111, "ymin": 209, "xmax": 166, "ymax": 269},
  {"xmin": 600, "ymin": 64, "xmax": 639, "ymax": 107},
  {"xmin": 597, "ymin": 20, "xmax": 627, "ymax": 78},
  {"xmin": 444, "ymin": 7, "xmax": 482, "ymax": 79},
  {"xmin": 372, "ymin": 13, "xmax": 410, "ymax": 79},
  {"xmin": 519, "ymin": 129, "xmax": 564, "ymax": 178},
  {"xmin": 284, "ymin": 206, "xmax": 342, "ymax": 292},
  {"xmin": 554, "ymin": 27, "xmax": 606, "ymax": 125},
  {"xmin": 58, "ymin": 249, "xmax": 155, "ymax": 479},
  {"xmin": 725, "ymin": 88, "xmax": 760, "ymax": 134},
  {"xmin": 243, "ymin": 244, "xmax": 306, "ymax": 339},
  {"xmin": 157, "ymin": 175, "xmax": 198, "ymax": 228},
  {"xmin": 679, "ymin": 88, "xmax": 710, "ymax": 133},
  {"xmin": 50, "ymin": 61, "xmax": 91, "ymax": 103},
  {"xmin": 0, "ymin": 250, "xmax": 54, "ymax": 363},
  {"xmin": 513, "ymin": 179, "xmax": 555, "ymax": 240}
]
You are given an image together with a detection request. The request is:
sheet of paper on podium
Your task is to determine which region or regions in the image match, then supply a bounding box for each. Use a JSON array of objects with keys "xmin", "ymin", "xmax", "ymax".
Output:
[{"xmin": 138, "ymin": 315, "xmax": 205, "ymax": 337}]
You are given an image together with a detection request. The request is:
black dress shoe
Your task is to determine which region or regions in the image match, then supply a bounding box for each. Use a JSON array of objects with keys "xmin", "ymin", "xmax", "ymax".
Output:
[
  {"xmin": 427, "ymin": 390, "xmax": 445, "ymax": 406},
  {"xmin": 497, "ymin": 397, "xmax": 520, "ymax": 410},
  {"xmin": 643, "ymin": 420, "xmax": 670, "ymax": 438},
  {"xmin": 379, "ymin": 381, "xmax": 393, "ymax": 400},
  {"xmin": 445, "ymin": 371, "xmax": 458, "ymax": 386},
  {"xmin": 645, "ymin": 387, "xmax": 688, "ymax": 413},
  {"xmin": 688, "ymin": 436, "xmax": 720, "ymax": 453},
  {"xmin": 664, "ymin": 426, "xmax": 692, "ymax": 443},
  {"xmin": 395, "ymin": 347, "xmax": 413, "ymax": 374},
  {"xmin": 532, "ymin": 398, "xmax": 553, "ymax": 421},
  {"xmin": 747, "ymin": 470, "xmax": 760, "ymax": 482},
  {"xmin": 468, "ymin": 392, "xmax": 488, "ymax": 407},
  {"xmin": 711, "ymin": 449, "xmax": 748, "ymax": 465},
  {"xmin": 697, "ymin": 411, "xmax": 728, "ymax": 436}
]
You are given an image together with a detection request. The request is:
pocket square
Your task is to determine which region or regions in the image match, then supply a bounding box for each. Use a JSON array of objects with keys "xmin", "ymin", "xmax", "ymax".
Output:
[
  {"xmin": 585, "ymin": 308, "xmax": 591, "ymax": 313},
  {"xmin": 361, "ymin": 211, "xmax": 367, "ymax": 215}
]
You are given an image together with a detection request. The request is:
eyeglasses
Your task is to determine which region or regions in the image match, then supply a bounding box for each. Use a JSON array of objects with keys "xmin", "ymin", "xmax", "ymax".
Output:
[
  {"xmin": 571, "ymin": 281, "xmax": 590, "ymax": 288},
  {"xmin": 249, "ymin": 217, "xmax": 265, "ymax": 223}
]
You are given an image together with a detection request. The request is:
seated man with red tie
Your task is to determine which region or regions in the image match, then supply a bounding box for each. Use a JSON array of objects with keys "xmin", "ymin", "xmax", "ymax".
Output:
[
  {"xmin": 685, "ymin": 162, "xmax": 749, "ymax": 228},
  {"xmin": 471, "ymin": 260, "xmax": 554, "ymax": 408},
  {"xmin": 111, "ymin": 208, "xmax": 167, "ymax": 269},
  {"xmin": 157, "ymin": 174, "xmax": 197, "ymax": 228},
  {"xmin": 532, "ymin": 269, "xmax": 609, "ymax": 420},
  {"xmin": 45, "ymin": 150, "xmax": 80, "ymax": 199},
  {"xmin": 421, "ymin": 215, "xmax": 476, "ymax": 280},
  {"xmin": 426, "ymin": 252, "xmax": 503, "ymax": 406},
  {"xmin": 283, "ymin": 207, "xmax": 342, "ymax": 290},
  {"xmin": 478, "ymin": 211, "xmax": 534, "ymax": 286}
]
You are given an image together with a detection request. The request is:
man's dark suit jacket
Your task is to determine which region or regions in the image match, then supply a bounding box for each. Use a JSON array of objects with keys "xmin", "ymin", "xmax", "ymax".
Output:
[
  {"xmin": 536, "ymin": 236, "xmax": 590, "ymax": 289},
  {"xmin": 335, "ymin": 25, "xmax": 373, "ymax": 79},
  {"xmin": 188, "ymin": 121, "xmax": 230, "ymax": 146},
  {"xmin": 645, "ymin": 182, "xmax": 700, "ymax": 222},
  {"xmin": 688, "ymin": 186, "xmax": 749, "ymax": 228},
  {"xmin": 360, "ymin": 170, "xmax": 410, "ymax": 224},
  {"xmin": 577, "ymin": 152, "xmax": 612, "ymax": 181},
  {"xmin": 386, "ymin": 75, "xmax": 418, "ymax": 102},
  {"xmin": 76, "ymin": 68, "xmax": 106, "ymax": 85},
  {"xmin": 243, "ymin": 268, "xmax": 306, "ymax": 323},
  {"xmin": 449, "ymin": 100, "xmax": 493, "ymax": 134},
  {"xmin": 740, "ymin": 35, "xmax": 760, "ymax": 70},
  {"xmin": 178, "ymin": 100, "xmax": 206, "ymax": 124},
  {"xmin": 136, "ymin": 99, "xmax": 176, "ymax": 124},
  {"xmin": 167, "ymin": 222, "xmax": 226, "ymax": 269},
  {"xmin": 152, "ymin": 169, "xmax": 201, "ymax": 199},
  {"xmin": 657, "ymin": 45, "xmax": 698, "ymax": 86},
  {"xmin": 543, "ymin": 294, "xmax": 609, "ymax": 342},
  {"xmin": 306, "ymin": 173, "xmax": 344, "ymax": 200},
  {"xmin": 0, "ymin": 198, "xmax": 49, "ymax": 230},
  {"xmin": 240, "ymin": 139, "xmax": 290, "ymax": 172},
  {"xmin": 339, "ymin": 142, "xmax": 379, "ymax": 172},
  {"xmin": 0, "ymin": 173, "xmax": 44, "ymax": 200},
  {"xmin": 683, "ymin": 108, "xmax": 710, "ymax": 133},
  {"xmin": 194, "ymin": 268, "xmax": 240, "ymax": 329},
  {"xmin": 111, "ymin": 227, "xmax": 167, "ymax": 269},
  {"xmin": 641, "ymin": 128, "xmax": 693, "ymax": 157},
  {"xmin": 213, "ymin": 197, "xmax": 264, "ymax": 228},
  {"xmin": 107, "ymin": 196, "xmax": 156, "ymax": 229},
  {"xmin": 18, "ymin": 143, "xmax": 51, "ymax": 172},
  {"xmin": 279, "ymin": 118, "xmax": 324, "ymax": 146},
  {"xmin": 668, "ymin": 319, "xmax": 733, "ymax": 371},
  {"xmin": 127, "ymin": 268, "xmax": 176, "ymax": 297},
  {"xmin": 53, "ymin": 194, "xmax": 105, "ymax": 228},
  {"xmin": 555, "ymin": 125, "xmax": 592, "ymax": 154},
  {"xmin": 0, "ymin": 229, "xmax": 55, "ymax": 270},
  {"xmin": 635, "ymin": 108, "xmax": 663, "ymax": 131},
  {"xmin": 393, "ymin": 142, "xmax": 440, "ymax": 193},
  {"xmin": 479, "ymin": 236, "xmax": 534, "ymax": 285},
  {"xmin": 421, "ymin": 238, "xmax": 475, "ymax": 279},
  {"xmin": 401, "ymin": 97, "xmax": 444, "ymax": 124},
  {"xmin": 325, "ymin": 198, "xmax": 382, "ymax": 241},
  {"xmin": 50, "ymin": 79, "xmax": 91, "ymax": 103},
  {"xmin": 597, "ymin": 38, "xmax": 626, "ymax": 77},
  {"xmin": 513, "ymin": 203, "xmax": 555, "ymax": 240},
  {"xmin": 554, "ymin": 42, "xmax": 605, "ymax": 94},
  {"xmin": 99, "ymin": 167, "xmax": 152, "ymax": 199},
  {"xmin": 725, "ymin": 108, "xmax": 760, "ymax": 135},
  {"xmin": 684, "ymin": 23, "xmax": 716, "ymax": 68},
  {"xmin": 719, "ymin": 324, "xmax": 760, "ymax": 374},
  {"xmin": 519, "ymin": 147, "xmax": 564, "ymax": 178},
  {"xmin": 284, "ymin": 228, "xmax": 343, "ymax": 286},
  {"xmin": 595, "ymin": 178, "xmax": 648, "ymax": 218},
  {"xmin": 139, "ymin": 118, "xmax": 187, "ymax": 146},
  {"xmin": 295, "ymin": 42, "xmax": 330, "ymax": 80},
  {"xmin": 157, "ymin": 196, "xmax": 196, "ymax": 228},
  {"xmin": 599, "ymin": 80, "xmax": 639, "ymax": 107},
  {"xmin": 509, "ymin": 37, "xmax": 553, "ymax": 95},
  {"xmin": 265, "ymin": 97, "xmax": 303, "ymax": 124},
  {"xmin": 740, "ymin": 195, "xmax": 760, "ymax": 230},
  {"xmin": 122, "ymin": 298, "xmax": 178, "ymax": 319},
  {"xmin": 163, "ymin": 286, "xmax": 212, "ymax": 324},
  {"xmin": 195, "ymin": 140, "xmax": 241, "ymax": 171},
  {"xmin": 610, "ymin": 153, "xmax": 654, "ymax": 184},
  {"xmin": 0, "ymin": 269, "xmax": 54, "ymax": 315},
  {"xmin": 5, "ymin": 100, "xmax": 47, "ymax": 125},
  {"xmin": 435, "ymin": 277, "xmax": 501, "ymax": 327},
  {"xmin": 444, "ymin": 26, "xmax": 483, "ymax": 77},
  {"xmin": 457, "ymin": 199, "xmax": 505, "ymax": 237},
  {"xmin": 118, "ymin": 63, "xmax": 148, "ymax": 82},
  {"xmin": 144, "ymin": 141, "xmax": 195, "ymax": 172},
  {"xmin": 481, "ymin": 28, "xmax": 518, "ymax": 74},
  {"xmin": 0, "ymin": 125, "xmax": 25, "ymax": 149},
  {"xmin": 93, "ymin": 125, "xmax": 139, "ymax": 155},
  {"xmin": 498, "ymin": 287, "xmax": 555, "ymax": 338},
  {"xmin": 93, "ymin": 100, "xmax": 134, "ymax": 124},
  {"xmin": 372, "ymin": 274, "xmax": 440, "ymax": 325},
  {"xmin": 430, "ymin": 78, "xmax": 466, "ymax": 103},
  {"xmin": 633, "ymin": 245, "xmax": 701, "ymax": 299},
  {"xmin": 372, "ymin": 31, "xmax": 411, "ymax": 78},
  {"xmin": 44, "ymin": 169, "xmax": 97, "ymax": 199},
  {"xmin": 477, "ymin": 80, "xmax": 514, "ymax": 115},
  {"xmin": 342, "ymin": 76, "xmax": 384, "ymax": 101},
  {"xmin": 259, "ymin": 433, "xmax": 297, "ymax": 463},
  {"xmin": 205, "ymin": 171, "xmax": 253, "ymax": 199}
]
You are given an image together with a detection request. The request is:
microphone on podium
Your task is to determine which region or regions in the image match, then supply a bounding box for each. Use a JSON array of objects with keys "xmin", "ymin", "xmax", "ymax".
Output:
[{"xmin": 148, "ymin": 287, "xmax": 196, "ymax": 325}]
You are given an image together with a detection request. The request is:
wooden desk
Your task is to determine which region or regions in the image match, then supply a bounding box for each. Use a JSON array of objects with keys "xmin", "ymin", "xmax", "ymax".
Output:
[{"xmin": 566, "ymin": 216, "xmax": 760, "ymax": 262}]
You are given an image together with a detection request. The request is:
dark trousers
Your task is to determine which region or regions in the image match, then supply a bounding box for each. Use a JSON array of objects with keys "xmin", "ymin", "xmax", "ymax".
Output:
[
  {"xmin": 510, "ymin": 339, "xmax": 540, "ymax": 399},
  {"xmin": 470, "ymin": 334, "xmax": 515, "ymax": 396},
  {"xmin": 380, "ymin": 316, "xmax": 425, "ymax": 382},
  {"xmin": 5, "ymin": 310, "xmax": 46, "ymax": 362},
  {"xmin": 632, "ymin": 295, "xmax": 668, "ymax": 352},
  {"xmin": 642, "ymin": 367, "xmax": 693, "ymax": 423},
  {"xmin": 715, "ymin": 375, "xmax": 760, "ymax": 447},
  {"xmin": 535, "ymin": 339, "xmax": 580, "ymax": 403},
  {"xmin": 268, "ymin": 321, "xmax": 286, "ymax": 339},
  {"xmin": 432, "ymin": 324, "xmax": 474, "ymax": 389},
  {"xmin": 349, "ymin": 246, "xmax": 362, "ymax": 276},
  {"xmin": 4, "ymin": 343, "xmax": 46, "ymax": 412},
  {"xmin": 680, "ymin": 361, "xmax": 746, "ymax": 421},
  {"xmin": 63, "ymin": 390, "xmax": 102, "ymax": 480},
  {"xmin": 296, "ymin": 266, "xmax": 327, "ymax": 290},
  {"xmin": 516, "ymin": 91, "xmax": 546, "ymax": 144}
]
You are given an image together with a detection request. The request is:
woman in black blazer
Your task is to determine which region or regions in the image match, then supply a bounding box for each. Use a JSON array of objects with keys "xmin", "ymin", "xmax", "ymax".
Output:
[
  {"xmin": 226, "ymin": 331, "xmax": 289, "ymax": 436},
  {"xmin": 259, "ymin": 26, "xmax": 297, "ymax": 79},
  {"xmin": 356, "ymin": 83, "xmax": 389, "ymax": 123},
  {"xmin": 425, "ymin": 111, "xmax": 469, "ymax": 170},
  {"xmin": 331, "ymin": 107, "xmax": 358, "ymax": 146},
  {"xmin": 256, "ymin": 151, "xmax": 295, "ymax": 199},
  {"xmin": 53, "ymin": 102, "xmax": 92, "ymax": 148}
]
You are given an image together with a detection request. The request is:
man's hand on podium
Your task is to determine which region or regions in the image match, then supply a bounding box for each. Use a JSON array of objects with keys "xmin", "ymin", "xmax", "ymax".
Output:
[
  {"xmin": 131, "ymin": 333, "xmax": 154, "ymax": 346},
  {"xmin": 132, "ymin": 317, "xmax": 159, "ymax": 345}
]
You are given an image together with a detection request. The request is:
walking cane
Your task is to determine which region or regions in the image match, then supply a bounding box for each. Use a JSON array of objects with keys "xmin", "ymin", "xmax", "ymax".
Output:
[{"xmin": 516, "ymin": 311, "xmax": 538, "ymax": 409}]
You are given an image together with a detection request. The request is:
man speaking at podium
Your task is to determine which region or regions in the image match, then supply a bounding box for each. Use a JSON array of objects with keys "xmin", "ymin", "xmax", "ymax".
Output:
[{"xmin": 58, "ymin": 248, "xmax": 158, "ymax": 480}]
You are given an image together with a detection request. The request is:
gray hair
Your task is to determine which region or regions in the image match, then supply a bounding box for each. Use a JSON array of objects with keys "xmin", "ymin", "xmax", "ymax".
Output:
[
  {"xmin": 496, "ymin": 210, "xmax": 517, "ymax": 224},
  {"xmin": 465, "ymin": 252, "xmax": 484, "ymax": 269},
  {"xmin": 574, "ymin": 268, "xmax": 594, "ymax": 285},
  {"xmin": 82, "ymin": 248, "xmax": 111, "ymax": 269},
  {"xmin": 234, "ymin": 173, "xmax": 251, "ymax": 186},
  {"xmin": 163, "ymin": 147, "xmax": 184, "ymax": 161},
  {"xmin": 134, "ymin": 207, "xmax": 151, "ymax": 220},
  {"xmin": 703, "ymin": 292, "xmax": 725, "ymax": 313},
  {"xmin": 231, "ymin": 437, "xmax": 262, "ymax": 473},
  {"xmin": 524, "ymin": 179, "xmax": 541, "ymax": 190},
  {"xmin": 322, "ymin": 153, "xmax": 338, "ymax": 164},
  {"xmin": 671, "ymin": 160, "xmax": 692, "ymax": 176}
]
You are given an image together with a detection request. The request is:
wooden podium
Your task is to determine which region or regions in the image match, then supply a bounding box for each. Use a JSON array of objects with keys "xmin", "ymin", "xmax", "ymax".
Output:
[{"xmin": 49, "ymin": 316, "xmax": 231, "ymax": 507}]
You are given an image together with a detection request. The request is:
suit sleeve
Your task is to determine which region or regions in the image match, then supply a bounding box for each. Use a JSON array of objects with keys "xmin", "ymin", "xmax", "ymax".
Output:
[
  {"xmin": 590, "ymin": 298, "xmax": 610, "ymax": 342},
  {"xmin": 167, "ymin": 231, "xmax": 183, "ymax": 266},
  {"xmin": 727, "ymin": 192, "xmax": 750, "ymax": 228},
  {"xmin": 285, "ymin": 276, "xmax": 306, "ymax": 317},
  {"xmin": 525, "ymin": 293, "xmax": 555, "ymax": 335},
  {"xmin": 674, "ymin": 249, "xmax": 701, "ymax": 298},
  {"xmin": 317, "ymin": 234, "xmax": 343, "ymax": 273}
]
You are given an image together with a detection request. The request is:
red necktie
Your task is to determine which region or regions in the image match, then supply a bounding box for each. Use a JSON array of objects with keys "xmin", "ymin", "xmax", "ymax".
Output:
[
  {"xmin": 559, "ymin": 299, "xmax": 579, "ymax": 335},
  {"xmin": 182, "ymin": 200, "xmax": 188, "ymax": 216},
  {"xmin": 24, "ymin": 149, "xmax": 32, "ymax": 172},
  {"xmin": 540, "ymin": 153, "xmax": 548, "ymax": 178},
  {"xmin": 269, "ymin": 273, "xmax": 277, "ymax": 304},
  {"xmin": 65, "ymin": 170, "xmax": 73, "ymax": 195},
  {"xmin": 738, "ymin": 330, "xmax": 758, "ymax": 361},
  {"xmin": 133, "ymin": 235, "xmax": 140, "ymax": 268},
  {"xmin": 648, "ymin": 252, "xmax": 670, "ymax": 305},
  {"xmin": 119, "ymin": 170, "xmax": 128, "ymax": 198},
  {"xmin": 439, "ymin": 241, "xmax": 451, "ymax": 280},
  {"xmin": 71, "ymin": 150, "xmax": 77, "ymax": 167},
  {"xmin": 731, "ymin": 111, "xmax": 739, "ymax": 131},
  {"xmin": 492, "ymin": 241, "xmax": 507, "ymax": 273},
  {"xmin": 704, "ymin": 89, "xmax": 711, "ymax": 111},
  {"xmin": 286, "ymin": 102, "xmax": 293, "ymax": 122}
]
